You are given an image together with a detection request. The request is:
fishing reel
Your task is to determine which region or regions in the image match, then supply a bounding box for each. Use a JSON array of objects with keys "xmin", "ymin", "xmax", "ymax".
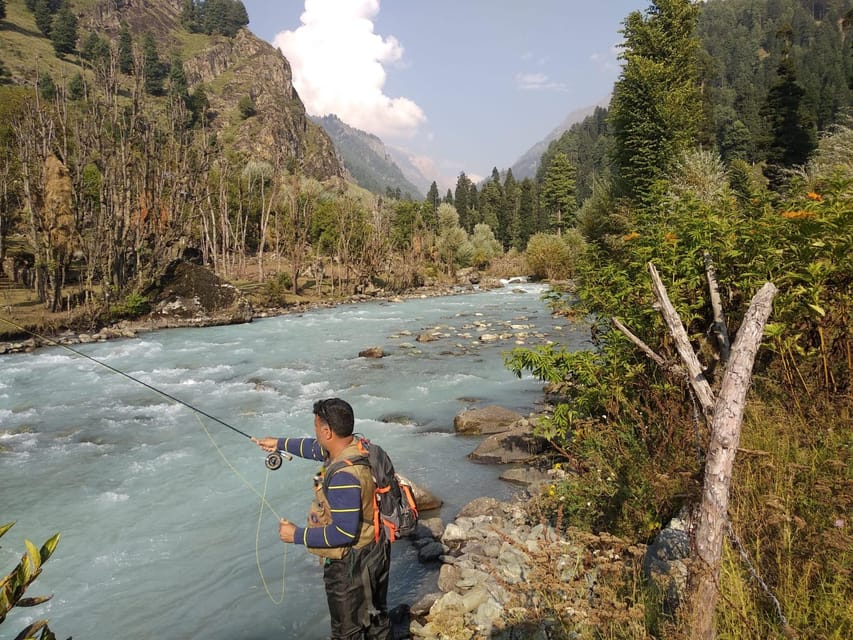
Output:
[{"xmin": 265, "ymin": 450, "xmax": 291, "ymax": 470}]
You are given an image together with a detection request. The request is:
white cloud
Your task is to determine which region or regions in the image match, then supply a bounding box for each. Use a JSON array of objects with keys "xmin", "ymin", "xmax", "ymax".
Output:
[
  {"xmin": 514, "ymin": 72, "xmax": 567, "ymax": 92},
  {"xmin": 273, "ymin": 0, "xmax": 426, "ymax": 139},
  {"xmin": 590, "ymin": 42, "xmax": 622, "ymax": 73}
]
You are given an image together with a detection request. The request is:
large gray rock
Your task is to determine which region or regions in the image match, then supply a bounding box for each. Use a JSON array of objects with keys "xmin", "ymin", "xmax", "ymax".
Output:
[
  {"xmin": 498, "ymin": 467, "xmax": 550, "ymax": 487},
  {"xmin": 453, "ymin": 405, "xmax": 524, "ymax": 435},
  {"xmin": 468, "ymin": 426, "xmax": 548, "ymax": 464},
  {"xmin": 399, "ymin": 473, "xmax": 443, "ymax": 512}
]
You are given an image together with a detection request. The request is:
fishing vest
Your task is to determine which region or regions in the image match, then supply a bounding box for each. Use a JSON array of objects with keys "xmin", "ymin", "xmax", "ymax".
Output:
[{"xmin": 306, "ymin": 441, "xmax": 376, "ymax": 560}]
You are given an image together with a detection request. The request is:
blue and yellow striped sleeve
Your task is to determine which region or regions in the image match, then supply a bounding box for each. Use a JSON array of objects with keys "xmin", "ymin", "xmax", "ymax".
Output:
[{"xmin": 277, "ymin": 437, "xmax": 325, "ymax": 461}]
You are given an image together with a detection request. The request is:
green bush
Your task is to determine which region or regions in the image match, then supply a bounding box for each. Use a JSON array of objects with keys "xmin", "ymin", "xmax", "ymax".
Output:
[
  {"xmin": 110, "ymin": 292, "xmax": 150, "ymax": 319},
  {"xmin": 264, "ymin": 272, "xmax": 292, "ymax": 305},
  {"xmin": 524, "ymin": 232, "xmax": 584, "ymax": 280}
]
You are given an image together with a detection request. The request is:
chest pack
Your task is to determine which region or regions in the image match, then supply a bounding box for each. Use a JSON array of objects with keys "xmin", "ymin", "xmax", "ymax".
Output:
[{"xmin": 324, "ymin": 436, "xmax": 419, "ymax": 543}]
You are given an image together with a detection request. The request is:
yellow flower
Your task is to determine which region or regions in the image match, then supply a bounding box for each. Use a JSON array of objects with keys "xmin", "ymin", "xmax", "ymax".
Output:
[
  {"xmin": 622, "ymin": 232, "xmax": 640, "ymax": 241},
  {"xmin": 664, "ymin": 232, "xmax": 678, "ymax": 244},
  {"xmin": 807, "ymin": 192, "xmax": 823, "ymax": 202},
  {"xmin": 781, "ymin": 210, "xmax": 816, "ymax": 220}
]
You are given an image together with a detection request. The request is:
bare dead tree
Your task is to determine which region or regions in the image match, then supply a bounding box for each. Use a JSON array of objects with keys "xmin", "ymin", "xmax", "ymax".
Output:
[{"xmin": 614, "ymin": 260, "xmax": 777, "ymax": 639}]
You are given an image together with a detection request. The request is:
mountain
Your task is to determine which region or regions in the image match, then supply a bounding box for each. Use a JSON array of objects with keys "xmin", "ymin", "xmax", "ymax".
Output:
[
  {"xmin": 312, "ymin": 114, "xmax": 424, "ymax": 199},
  {"xmin": 384, "ymin": 146, "xmax": 435, "ymax": 196},
  {"xmin": 510, "ymin": 97, "xmax": 611, "ymax": 181},
  {"xmin": 0, "ymin": 0, "xmax": 342, "ymax": 180}
]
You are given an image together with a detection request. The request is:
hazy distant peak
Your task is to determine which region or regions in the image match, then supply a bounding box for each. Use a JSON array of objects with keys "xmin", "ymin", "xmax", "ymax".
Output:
[{"xmin": 510, "ymin": 95, "xmax": 611, "ymax": 180}]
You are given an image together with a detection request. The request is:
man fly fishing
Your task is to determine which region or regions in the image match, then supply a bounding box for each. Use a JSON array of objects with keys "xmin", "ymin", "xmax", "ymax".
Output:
[{"xmin": 253, "ymin": 398, "xmax": 392, "ymax": 640}]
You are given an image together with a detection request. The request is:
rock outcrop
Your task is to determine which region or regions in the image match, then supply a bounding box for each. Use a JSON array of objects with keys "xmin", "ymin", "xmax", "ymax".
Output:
[
  {"xmin": 80, "ymin": 0, "xmax": 342, "ymax": 181},
  {"xmin": 142, "ymin": 260, "xmax": 253, "ymax": 328}
]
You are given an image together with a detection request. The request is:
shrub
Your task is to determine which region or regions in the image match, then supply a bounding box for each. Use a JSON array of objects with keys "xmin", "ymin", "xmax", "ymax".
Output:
[
  {"xmin": 264, "ymin": 272, "xmax": 292, "ymax": 306},
  {"xmin": 524, "ymin": 232, "xmax": 584, "ymax": 280}
]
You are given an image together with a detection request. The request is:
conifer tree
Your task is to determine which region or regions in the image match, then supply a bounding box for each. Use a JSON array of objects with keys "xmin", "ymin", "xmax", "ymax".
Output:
[
  {"xmin": 539, "ymin": 152, "xmax": 576, "ymax": 235},
  {"xmin": 68, "ymin": 72, "xmax": 84, "ymax": 100},
  {"xmin": 516, "ymin": 178, "xmax": 537, "ymax": 250},
  {"xmin": 454, "ymin": 172, "xmax": 472, "ymax": 232},
  {"xmin": 142, "ymin": 33, "xmax": 164, "ymax": 95},
  {"xmin": 34, "ymin": 0, "xmax": 54, "ymax": 37},
  {"xmin": 118, "ymin": 23, "xmax": 133, "ymax": 75},
  {"xmin": 760, "ymin": 53, "xmax": 817, "ymax": 188},
  {"xmin": 426, "ymin": 181, "xmax": 440, "ymax": 212},
  {"xmin": 39, "ymin": 72, "xmax": 56, "ymax": 101},
  {"xmin": 444, "ymin": 189, "xmax": 453, "ymax": 205},
  {"xmin": 50, "ymin": 4, "xmax": 78, "ymax": 56},
  {"xmin": 609, "ymin": 0, "xmax": 703, "ymax": 201}
]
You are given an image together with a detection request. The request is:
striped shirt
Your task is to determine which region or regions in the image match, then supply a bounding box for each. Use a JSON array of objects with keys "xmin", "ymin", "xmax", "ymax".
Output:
[{"xmin": 277, "ymin": 437, "xmax": 363, "ymax": 549}]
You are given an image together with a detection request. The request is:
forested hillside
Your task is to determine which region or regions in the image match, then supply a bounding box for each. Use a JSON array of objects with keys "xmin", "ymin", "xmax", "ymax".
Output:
[{"xmin": 312, "ymin": 114, "xmax": 424, "ymax": 200}]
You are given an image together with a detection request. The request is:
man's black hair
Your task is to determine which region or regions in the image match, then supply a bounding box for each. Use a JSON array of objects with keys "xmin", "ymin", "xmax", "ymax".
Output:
[{"xmin": 313, "ymin": 398, "xmax": 354, "ymax": 437}]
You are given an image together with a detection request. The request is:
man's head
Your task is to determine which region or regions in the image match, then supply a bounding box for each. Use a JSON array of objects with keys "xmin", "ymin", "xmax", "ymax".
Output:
[{"xmin": 313, "ymin": 398, "xmax": 354, "ymax": 438}]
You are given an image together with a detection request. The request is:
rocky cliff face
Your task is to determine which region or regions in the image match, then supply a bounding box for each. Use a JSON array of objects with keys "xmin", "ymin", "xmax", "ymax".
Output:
[{"xmin": 81, "ymin": 0, "xmax": 343, "ymax": 181}]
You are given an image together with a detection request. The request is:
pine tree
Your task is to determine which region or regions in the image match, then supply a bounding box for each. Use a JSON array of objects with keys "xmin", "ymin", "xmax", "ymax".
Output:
[
  {"xmin": 142, "ymin": 33, "xmax": 164, "ymax": 95},
  {"xmin": 426, "ymin": 181, "xmax": 440, "ymax": 212},
  {"xmin": 68, "ymin": 72, "xmax": 85, "ymax": 100},
  {"xmin": 760, "ymin": 54, "xmax": 817, "ymax": 187},
  {"xmin": 539, "ymin": 152, "xmax": 576, "ymax": 235},
  {"xmin": 516, "ymin": 178, "xmax": 537, "ymax": 250},
  {"xmin": 39, "ymin": 72, "xmax": 56, "ymax": 101},
  {"xmin": 503, "ymin": 169, "xmax": 520, "ymax": 250},
  {"xmin": 118, "ymin": 23, "xmax": 133, "ymax": 75},
  {"xmin": 50, "ymin": 4, "xmax": 78, "ymax": 56},
  {"xmin": 454, "ymin": 173, "xmax": 472, "ymax": 232},
  {"xmin": 609, "ymin": 0, "xmax": 703, "ymax": 201},
  {"xmin": 34, "ymin": 0, "xmax": 54, "ymax": 37}
]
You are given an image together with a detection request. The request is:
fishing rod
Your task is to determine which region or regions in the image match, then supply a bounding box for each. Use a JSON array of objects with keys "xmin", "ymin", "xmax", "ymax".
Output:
[{"xmin": 0, "ymin": 316, "xmax": 291, "ymax": 467}]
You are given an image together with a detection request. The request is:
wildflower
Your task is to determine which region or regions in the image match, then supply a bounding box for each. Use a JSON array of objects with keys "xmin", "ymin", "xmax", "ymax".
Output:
[
  {"xmin": 807, "ymin": 192, "xmax": 822, "ymax": 202},
  {"xmin": 781, "ymin": 210, "xmax": 816, "ymax": 220},
  {"xmin": 664, "ymin": 232, "xmax": 678, "ymax": 244},
  {"xmin": 622, "ymin": 232, "xmax": 640, "ymax": 241}
]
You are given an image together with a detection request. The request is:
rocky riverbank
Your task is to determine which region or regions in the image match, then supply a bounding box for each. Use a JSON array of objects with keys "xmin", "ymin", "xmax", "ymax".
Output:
[
  {"xmin": 400, "ymin": 405, "xmax": 652, "ymax": 640},
  {"xmin": 0, "ymin": 261, "xmax": 514, "ymax": 355}
]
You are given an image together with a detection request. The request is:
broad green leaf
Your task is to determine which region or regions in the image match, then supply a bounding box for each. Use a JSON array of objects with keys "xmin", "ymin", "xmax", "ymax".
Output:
[
  {"xmin": 24, "ymin": 540, "xmax": 42, "ymax": 576},
  {"xmin": 39, "ymin": 533, "xmax": 61, "ymax": 563}
]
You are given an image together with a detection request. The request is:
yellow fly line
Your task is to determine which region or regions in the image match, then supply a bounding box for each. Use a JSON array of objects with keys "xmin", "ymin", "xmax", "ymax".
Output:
[{"xmin": 195, "ymin": 411, "xmax": 288, "ymax": 605}]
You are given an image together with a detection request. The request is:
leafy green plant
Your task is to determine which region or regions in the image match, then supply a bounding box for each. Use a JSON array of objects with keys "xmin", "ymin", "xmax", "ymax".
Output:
[
  {"xmin": 264, "ymin": 272, "xmax": 292, "ymax": 306},
  {"xmin": 0, "ymin": 522, "xmax": 62, "ymax": 640},
  {"xmin": 110, "ymin": 292, "xmax": 150, "ymax": 319}
]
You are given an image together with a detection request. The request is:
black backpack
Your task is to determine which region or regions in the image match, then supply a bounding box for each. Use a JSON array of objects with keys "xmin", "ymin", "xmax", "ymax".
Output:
[{"xmin": 325, "ymin": 436, "xmax": 419, "ymax": 542}]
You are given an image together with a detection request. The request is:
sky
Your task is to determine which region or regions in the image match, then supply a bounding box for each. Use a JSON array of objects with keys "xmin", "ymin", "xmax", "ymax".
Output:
[{"xmin": 241, "ymin": 1, "xmax": 650, "ymax": 189}]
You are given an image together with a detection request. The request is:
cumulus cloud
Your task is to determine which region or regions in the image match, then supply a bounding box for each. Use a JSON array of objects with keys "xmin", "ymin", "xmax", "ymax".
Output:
[
  {"xmin": 514, "ymin": 72, "xmax": 567, "ymax": 92},
  {"xmin": 273, "ymin": 0, "xmax": 426, "ymax": 138}
]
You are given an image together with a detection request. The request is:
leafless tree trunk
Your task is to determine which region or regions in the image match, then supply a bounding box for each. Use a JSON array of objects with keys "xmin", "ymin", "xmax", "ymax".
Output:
[
  {"xmin": 689, "ymin": 282, "xmax": 777, "ymax": 640},
  {"xmin": 616, "ymin": 261, "xmax": 777, "ymax": 639}
]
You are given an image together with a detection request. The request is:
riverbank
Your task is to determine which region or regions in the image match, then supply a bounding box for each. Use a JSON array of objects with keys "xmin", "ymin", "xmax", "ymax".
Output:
[{"xmin": 0, "ymin": 274, "xmax": 515, "ymax": 355}]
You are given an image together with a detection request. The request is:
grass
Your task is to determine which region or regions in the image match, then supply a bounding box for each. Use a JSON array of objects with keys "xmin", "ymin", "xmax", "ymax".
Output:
[
  {"xmin": 0, "ymin": 0, "xmax": 85, "ymax": 83},
  {"xmin": 714, "ymin": 393, "xmax": 852, "ymax": 639}
]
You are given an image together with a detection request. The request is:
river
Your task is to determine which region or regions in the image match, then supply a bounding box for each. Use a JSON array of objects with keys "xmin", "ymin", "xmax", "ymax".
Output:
[{"xmin": 0, "ymin": 283, "xmax": 589, "ymax": 639}]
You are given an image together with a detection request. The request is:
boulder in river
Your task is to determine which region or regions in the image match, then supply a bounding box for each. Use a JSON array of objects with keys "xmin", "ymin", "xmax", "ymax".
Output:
[{"xmin": 453, "ymin": 405, "xmax": 524, "ymax": 435}]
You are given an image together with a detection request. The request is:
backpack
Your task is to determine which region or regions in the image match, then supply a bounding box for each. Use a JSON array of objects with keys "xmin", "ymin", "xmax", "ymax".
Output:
[{"xmin": 325, "ymin": 436, "xmax": 419, "ymax": 542}]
